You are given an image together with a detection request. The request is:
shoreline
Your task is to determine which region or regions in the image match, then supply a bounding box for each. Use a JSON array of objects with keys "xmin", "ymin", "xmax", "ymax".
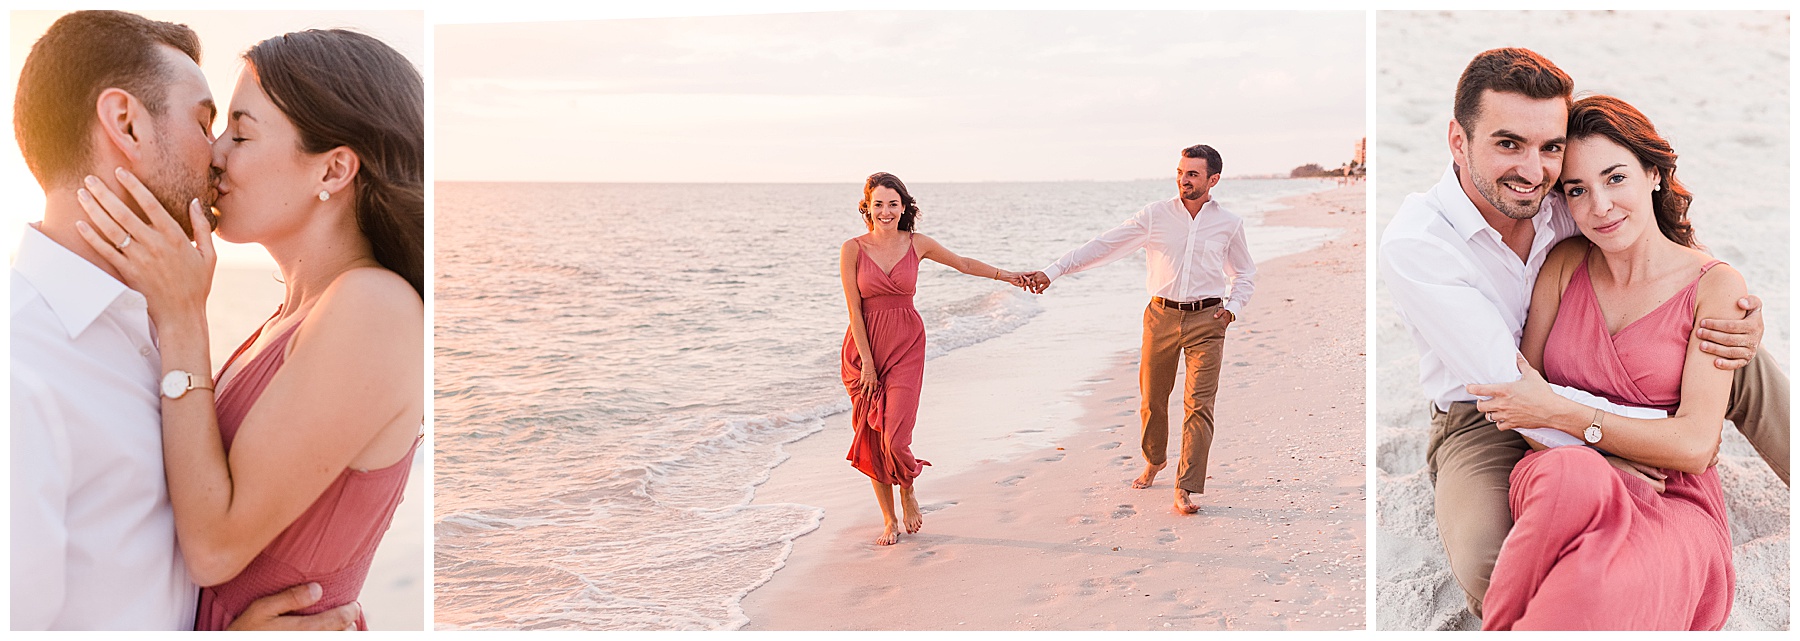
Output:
[{"xmin": 738, "ymin": 184, "xmax": 1366, "ymax": 630}]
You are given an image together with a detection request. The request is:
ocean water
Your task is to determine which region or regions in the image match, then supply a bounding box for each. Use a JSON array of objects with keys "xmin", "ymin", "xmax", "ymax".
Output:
[{"xmin": 432, "ymin": 178, "xmax": 1340, "ymax": 630}]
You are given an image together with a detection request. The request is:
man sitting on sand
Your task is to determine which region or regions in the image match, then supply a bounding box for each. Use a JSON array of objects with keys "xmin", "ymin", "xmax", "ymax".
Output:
[
  {"xmin": 10, "ymin": 11, "xmax": 358, "ymax": 630},
  {"xmin": 1021, "ymin": 144, "xmax": 1256, "ymax": 515},
  {"xmin": 1377, "ymin": 46, "xmax": 1789, "ymax": 620}
]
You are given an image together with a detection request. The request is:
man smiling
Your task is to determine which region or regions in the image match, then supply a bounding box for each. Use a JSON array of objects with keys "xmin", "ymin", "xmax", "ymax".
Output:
[{"xmin": 1378, "ymin": 47, "xmax": 1788, "ymax": 620}]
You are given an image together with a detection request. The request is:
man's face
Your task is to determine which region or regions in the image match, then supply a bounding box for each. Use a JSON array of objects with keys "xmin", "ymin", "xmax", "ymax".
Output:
[
  {"xmin": 1176, "ymin": 155, "xmax": 1219, "ymax": 202},
  {"xmin": 1449, "ymin": 89, "xmax": 1567, "ymax": 220},
  {"xmin": 135, "ymin": 45, "xmax": 217, "ymax": 238}
]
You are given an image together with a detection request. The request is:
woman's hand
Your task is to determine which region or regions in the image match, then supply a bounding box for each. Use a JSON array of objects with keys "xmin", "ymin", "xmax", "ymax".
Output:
[
  {"xmin": 1466, "ymin": 353, "xmax": 1577, "ymax": 435},
  {"xmin": 1603, "ymin": 455, "xmax": 1668, "ymax": 493},
  {"xmin": 72, "ymin": 167, "xmax": 217, "ymax": 324},
  {"xmin": 859, "ymin": 361, "xmax": 880, "ymax": 396}
]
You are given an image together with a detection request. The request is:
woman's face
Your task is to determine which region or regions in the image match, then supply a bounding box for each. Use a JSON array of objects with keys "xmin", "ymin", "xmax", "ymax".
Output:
[
  {"xmin": 210, "ymin": 65, "xmax": 322, "ymax": 244},
  {"xmin": 1560, "ymin": 135, "xmax": 1660, "ymax": 252},
  {"xmin": 866, "ymin": 185, "xmax": 904, "ymax": 231}
]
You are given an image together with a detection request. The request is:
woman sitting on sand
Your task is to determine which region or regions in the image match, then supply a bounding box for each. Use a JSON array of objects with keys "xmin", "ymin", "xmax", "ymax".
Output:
[
  {"xmin": 74, "ymin": 30, "xmax": 422, "ymax": 629},
  {"xmin": 839, "ymin": 172, "xmax": 1031, "ymax": 545},
  {"xmin": 1466, "ymin": 96, "xmax": 1740, "ymax": 630}
]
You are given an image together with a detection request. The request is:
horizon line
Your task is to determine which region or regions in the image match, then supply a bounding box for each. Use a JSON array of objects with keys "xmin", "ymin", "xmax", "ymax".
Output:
[{"xmin": 432, "ymin": 174, "xmax": 1325, "ymax": 186}]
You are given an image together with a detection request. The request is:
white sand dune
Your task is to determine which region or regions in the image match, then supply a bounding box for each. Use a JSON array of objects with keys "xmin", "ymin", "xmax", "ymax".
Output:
[{"xmin": 1374, "ymin": 11, "xmax": 1790, "ymax": 631}]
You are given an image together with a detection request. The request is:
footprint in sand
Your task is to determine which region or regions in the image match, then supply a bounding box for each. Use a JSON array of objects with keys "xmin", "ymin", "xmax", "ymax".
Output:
[
  {"xmin": 1112, "ymin": 504, "xmax": 1137, "ymax": 519},
  {"xmin": 919, "ymin": 500, "xmax": 958, "ymax": 514},
  {"xmin": 1096, "ymin": 441, "xmax": 1121, "ymax": 450},
  {"xmin": 1039, "ymin": 451, "xmax": 1066, "ymax": 463},
  {"xmin": 997, "ymin": 474, "xmax": 1027, "ymax": 487},
  {"xmin": 1156, "ymin": 529, "xmax": 1180, "ymax": 544},
  {"xmin": 1104, "ymin": 395, "xmax": 1134, "ymax": 403}
]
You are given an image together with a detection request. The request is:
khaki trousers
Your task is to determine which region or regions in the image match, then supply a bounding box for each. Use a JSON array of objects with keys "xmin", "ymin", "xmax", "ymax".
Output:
[
  {"xmin": 1428, "ymin": 347, "xmax": 1790, "ymax": 619},
  {"xmin": 1139, "ymin": 301, "xmax": 1228, "ymax": 494}
]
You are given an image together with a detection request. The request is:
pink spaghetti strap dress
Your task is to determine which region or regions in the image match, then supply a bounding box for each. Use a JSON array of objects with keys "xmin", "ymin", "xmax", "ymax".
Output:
[
  {"xmin": 1483, "ymin": 257, "xmax": 1733, "ymax": 630},
  {"xmin": 841, "ymin": 238, "xmax": 930, "ymax": 487},
  {"xmin": 194, "ymin": 312, "xmax": 420, "ymax": 630}
]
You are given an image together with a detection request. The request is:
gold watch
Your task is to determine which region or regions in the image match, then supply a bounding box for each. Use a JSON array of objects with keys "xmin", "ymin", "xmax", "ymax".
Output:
[
  {"xmin": 1583, "ymin": 408, "xmax": 1603, "ymax": 444},
  {"xmin": 160, "ymin": 370, "xmax": 215, "ymax": 400}
]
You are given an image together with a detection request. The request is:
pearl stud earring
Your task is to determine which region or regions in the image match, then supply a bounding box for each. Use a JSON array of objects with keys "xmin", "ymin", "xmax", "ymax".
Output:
[{"xmin": 319, "ymin": 190, "xmax": 330, "ymax": 202}]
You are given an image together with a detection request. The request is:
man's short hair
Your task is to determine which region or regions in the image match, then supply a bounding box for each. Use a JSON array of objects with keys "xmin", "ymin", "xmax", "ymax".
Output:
[
  {"xmin": 1181, "ymin": 144, "xmax": 1223, "ymax": 176},
  {"xmin": 1453, "ymin": 47, "xmax": 1573, "ymax": 137},
  {"xmin": 14, "ymin": 11, "xmax": 201, "ymax": 188}
]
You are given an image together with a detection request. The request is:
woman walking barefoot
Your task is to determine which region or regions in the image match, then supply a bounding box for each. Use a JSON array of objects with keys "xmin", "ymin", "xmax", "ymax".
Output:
[{"xmin": 840, "ymin": 172, "xmax": 1029, "ymax": 545}]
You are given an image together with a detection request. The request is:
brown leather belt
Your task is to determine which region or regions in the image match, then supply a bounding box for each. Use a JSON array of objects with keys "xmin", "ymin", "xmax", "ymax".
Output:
[{"xmin": 1153, "ymin": 296, "xmax": 1222, "ymax": 311}]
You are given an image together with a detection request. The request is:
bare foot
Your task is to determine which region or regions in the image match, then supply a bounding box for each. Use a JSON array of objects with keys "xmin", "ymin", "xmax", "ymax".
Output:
[
  {"xmin": 1132, "ymin": 461, "xmax": 1166, "ymax": 489},
  {"xmin": 900, "ymin": 489, "xmax": 923, "ymax": 534},
  {"xmin": 876, "ymin": 521, "xmax": 900, "ymax": 546},
  {"xmin": 1173, "ymin": 489, "xmax": 1199, "ymax": 514}
]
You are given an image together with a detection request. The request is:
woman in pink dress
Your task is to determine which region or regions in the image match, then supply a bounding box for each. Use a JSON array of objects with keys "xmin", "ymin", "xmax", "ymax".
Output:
[
  {"xmin": 840, "ymin": 172, "xmax": 1031, "ymax": 546},
  {"xmin": 73, "ymin": 30, "xmax": 422, "ymax": 629},
  {"xmin": 1468, "ymin": 96, "xmax": 1745, "ymax": 629}
]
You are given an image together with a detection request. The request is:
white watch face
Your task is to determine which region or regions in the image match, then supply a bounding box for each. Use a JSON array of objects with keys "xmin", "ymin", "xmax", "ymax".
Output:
[
  {"xmin": 161, "ymin": 371, "xmax": 190, "ymax": 399},
  {"xmin": 1584, "ymin": 425, "xmax": 1602, "ymax": 444}
]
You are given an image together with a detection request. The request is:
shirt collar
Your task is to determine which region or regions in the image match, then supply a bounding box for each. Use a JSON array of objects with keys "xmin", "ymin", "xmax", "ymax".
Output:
[
  {"xmin": 1432, "ymin": 162, "xmax": 1559, "ymax": 241},
  {"xmin": 1165, "ymin": 195, "xmax": 1219, "ymax": 217},
  {"xmin": 13, "ymin": 223, "xmax": 136, "ymax": 339}
]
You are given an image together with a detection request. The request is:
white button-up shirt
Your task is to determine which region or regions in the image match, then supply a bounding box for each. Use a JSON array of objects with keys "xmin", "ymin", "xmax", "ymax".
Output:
[
  {"xmin": 1041, "ymin": 196, "xmax": 1258, "ymax": 316},
  {"xmin": 11, "ymin": 224, "xmax": 196, "ymax": 630},
  {"xmin": 1379, "ymin": 164, "xmax": 1580, "ymax": 412}
]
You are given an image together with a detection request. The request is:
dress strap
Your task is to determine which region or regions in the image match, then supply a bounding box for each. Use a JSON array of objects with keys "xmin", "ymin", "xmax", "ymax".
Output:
[
  {"xmin": 1698, "ymin": 259, "xmax": 1726, "ymax": 275},
  {"xmin": 218, "ymin": 306, "xmax": 282, "ymax": 377}
]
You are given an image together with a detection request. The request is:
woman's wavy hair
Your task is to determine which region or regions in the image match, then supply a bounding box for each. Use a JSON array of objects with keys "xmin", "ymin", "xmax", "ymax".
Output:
[
  {"xmin": 246, "ymin": 29, "xmax": 423, "ymax": 296},
  {"xmin": 1565, "ymin": 95, "xmax": 1696, "ymax": 248},
  {"xmin": 858, "ymin": 172, "xmax": 919, "ymax": 232}
]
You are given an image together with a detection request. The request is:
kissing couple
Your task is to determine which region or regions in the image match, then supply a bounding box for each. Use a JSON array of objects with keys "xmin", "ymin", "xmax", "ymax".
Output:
[{"xmin": 12, "ymin": 11, "xmax": 422, "ymax": 630}]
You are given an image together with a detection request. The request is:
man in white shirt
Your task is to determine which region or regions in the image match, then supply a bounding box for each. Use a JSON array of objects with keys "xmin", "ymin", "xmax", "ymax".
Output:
[
  {"xmin": 1378, "ymin": 47, "xmax": 1786, "ymax": 619},
  {"xmin": 1021, "ymin": 145, "xmax": 1256, "ymax": 514},
  {"xmin": 11, "ymin": 11, "xmax": 357, "ymax": 631}
]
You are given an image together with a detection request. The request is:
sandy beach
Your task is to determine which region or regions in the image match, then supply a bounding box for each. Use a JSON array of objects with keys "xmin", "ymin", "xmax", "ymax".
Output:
[
  {"xmin": 738, "ymin": 184, "xmax": 1366, "ymax": 631},
  {"xmin": 1374, "ymin": 11, "xmax": 1789, "ymax": 631}
]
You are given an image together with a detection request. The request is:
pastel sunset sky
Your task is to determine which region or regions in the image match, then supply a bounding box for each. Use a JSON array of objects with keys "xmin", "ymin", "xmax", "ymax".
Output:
[{"xmin": 437, "ymin": 10, "xmax": 1364, "ymax": 183}]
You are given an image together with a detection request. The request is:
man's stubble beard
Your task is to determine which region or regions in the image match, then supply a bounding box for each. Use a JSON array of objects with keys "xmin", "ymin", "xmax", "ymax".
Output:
[
  {"xmin": 140, "ymin": 131, "xmax": 216, "ymax": 240},
  {"xmin": 1467, "ymin": 161, "xmax": 1542, "ymax": 220}
]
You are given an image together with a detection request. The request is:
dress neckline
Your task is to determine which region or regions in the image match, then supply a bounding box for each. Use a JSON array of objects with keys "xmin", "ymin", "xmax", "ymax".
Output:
[
  {"xmin": 860, "ymin": 235, "xmax": 916, "ymax": 277},
  {"xmin": 1576, "ymin": 251, "xmax": 1723, "ymax": 340}
]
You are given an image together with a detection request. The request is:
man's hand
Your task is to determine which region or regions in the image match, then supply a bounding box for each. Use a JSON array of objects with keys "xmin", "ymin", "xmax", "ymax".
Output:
[
  {"xmin": 226, "ymin": 582, "xmax": 361, "ymax": 631},
  {"xmin": 1212, "ymin": 308, "xmax": 1234, "ymax": 323},
  {"xmin": 1696, "ymin": 294, "xmax": 1763, "ymax": 370}
]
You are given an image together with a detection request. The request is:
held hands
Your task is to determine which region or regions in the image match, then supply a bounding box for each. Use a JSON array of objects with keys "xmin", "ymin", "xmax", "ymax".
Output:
[
  {"xmin": 72, "ymin": 167, "xmax": 216, "ymax": 323},
  {"xmin": 1695, "ymin": 294, "xmax": 1764, "ymax": 370},
  {"xmin": 1465, "ymin": 354, "xmax": 1568, "ymax": 434},
  {"xmin": 1004, "ymin": 271, "xmax": 1050, "ymax": 294}
]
